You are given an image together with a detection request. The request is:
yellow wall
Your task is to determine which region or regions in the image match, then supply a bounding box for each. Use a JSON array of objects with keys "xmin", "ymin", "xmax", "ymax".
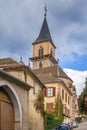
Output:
[
  {"xmin": 44, "ymin": 81, "xmax": 71, "ymax": 122},
  {"xmin": 44, "ymin": 83, "xmax": 58, "ymax": 110},
  {"xmin": 33, "ymin": 41, "xmax": 55, "ymax": 57},
  {"xmin": 44, "ymin": 82, "xmax": 71, "ymax": 108}
]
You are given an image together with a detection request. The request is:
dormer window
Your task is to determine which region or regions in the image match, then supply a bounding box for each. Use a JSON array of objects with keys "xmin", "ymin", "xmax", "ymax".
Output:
[{"xmin": 39, "ymin": 46, "xmax": 43, "ymax": 57}]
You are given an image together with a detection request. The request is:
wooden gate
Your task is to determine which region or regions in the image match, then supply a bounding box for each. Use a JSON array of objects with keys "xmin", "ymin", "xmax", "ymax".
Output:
[{"xmin": 0, "ymin": 88, "xmax": 14, "ymax": 130}]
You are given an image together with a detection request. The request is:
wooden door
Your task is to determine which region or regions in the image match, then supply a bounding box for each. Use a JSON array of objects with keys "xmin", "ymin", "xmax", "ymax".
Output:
[{"xmin": 0, "ymin": 88, "xmax": 14, "ymax": 130}]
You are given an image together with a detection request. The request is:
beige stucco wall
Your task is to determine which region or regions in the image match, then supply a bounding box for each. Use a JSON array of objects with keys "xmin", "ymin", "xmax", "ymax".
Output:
[
  {"xmin": 33, "ymin": 41, "xmax": 55, "ymax": 57},
  {"xmin": 29, "ymin": 88, "xmax": 44, "ymax": 130},
  {"xmin": 7, "ymin": 70, "xmax": 33, "ymax": 86},
  {"xmin": 8, "ymin": 71, "xmax": 25, "ymax": 81},
  {"xmin": 3, "ymin": 69, "xmax": 44, "ymax": 130},
  {"xmin": 33, "ymin": 59, "xmax": 54, "ymax": 69}
]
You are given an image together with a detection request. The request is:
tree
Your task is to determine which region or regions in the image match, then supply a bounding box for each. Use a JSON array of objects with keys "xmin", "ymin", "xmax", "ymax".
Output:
[{"xmin": 78, "ymin": 78, "xmax": 87, "ymax": 114}]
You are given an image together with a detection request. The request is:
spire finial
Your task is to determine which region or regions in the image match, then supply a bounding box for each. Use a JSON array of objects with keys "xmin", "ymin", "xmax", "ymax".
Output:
[
  {"xmin": 28, "ymin": 58, "xmax": 30, "ymax": 67},
  {"xmin": 44, "ymin": 3, "xmax": 47, "ymax": 17},
  {"xmin": 20, "ymin": 56, "xmax": 24, "ymax": 64}
]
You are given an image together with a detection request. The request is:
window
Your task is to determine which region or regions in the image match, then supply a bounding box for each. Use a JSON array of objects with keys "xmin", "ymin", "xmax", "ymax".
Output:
[
  {"xmin": 39, "ymin": 62, "xmax": 42, "ymax": 68},
  {"xmin": 39, "ymin": 46, "xmax": 43, "ymax": 57},
  {"xmin": 33, "ymin": 82, "xmax": 38, "ymax": 94},
  {"xmin": 62, "ymin": 89, "xmax": 64, "ymax": 100},
  {"xmin": 46, "ymin": 103, "xmax": 53, "ymax": 112},
  {"xmin": 65, "ymin": 93, "xmax": 67, "ymax": 103},
  {"xmin": 48, "ymin": 88, "xmax": 53, "ymax": 96},
  {"xmin": 44, "ymin": 87, "xmax": 55, "ymax": 97}
]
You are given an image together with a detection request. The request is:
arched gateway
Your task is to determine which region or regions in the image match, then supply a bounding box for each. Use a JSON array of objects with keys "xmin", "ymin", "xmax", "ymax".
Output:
[
  {"xmin": 0, "ymin": 87, "xmax": 14, "ymax": 130},
  {"xmin": 0, "ymin": 84, "xmax": 23, "ymax": 130}
]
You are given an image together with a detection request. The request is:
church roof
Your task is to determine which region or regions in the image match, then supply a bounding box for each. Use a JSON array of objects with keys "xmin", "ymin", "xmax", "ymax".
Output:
[
  {"xmin": 34, "ymin": 73, "xmax": 72, "ymax": 95},
  {"xmin": 35, "ymin": 73, "xmax": 59, "ymax": 84},
  {"xmin": 0, "ymin": 57, "xmax": 45, "ymax": 88},
  {"xmin": 0, "ymin": 57, "xmax": 18, "ymax": 65},
  {"xmin": 33, "ymin": 65, "xmax": 72, "ymax": 81},
  {"xmin": 0, "ymin": 57, "xmax": 23, "ymax": 68},
  {"xmin": 33, "ymin": 16, "xmax": 56, "ymax": 48}
]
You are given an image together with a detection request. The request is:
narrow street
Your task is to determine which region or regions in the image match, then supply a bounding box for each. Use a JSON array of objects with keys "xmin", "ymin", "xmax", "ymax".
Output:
[{"xmin": 74, "ymin": 121, "xmax": 87, "ymax": 130}]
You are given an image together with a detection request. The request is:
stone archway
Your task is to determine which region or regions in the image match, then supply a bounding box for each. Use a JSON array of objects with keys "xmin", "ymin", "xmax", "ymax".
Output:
[{"xmin": 0, "ymin": 83, "xmax": 22, "ymax": 130}]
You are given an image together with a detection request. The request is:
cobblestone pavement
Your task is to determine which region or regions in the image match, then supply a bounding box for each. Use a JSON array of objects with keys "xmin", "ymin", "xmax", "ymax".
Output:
[{"xmin": 74, "ymin": 121, "xmax": 87, "ymax": 130}]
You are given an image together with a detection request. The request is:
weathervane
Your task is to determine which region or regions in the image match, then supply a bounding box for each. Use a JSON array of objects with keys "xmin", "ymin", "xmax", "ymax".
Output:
[{"xmin": 44, "ymin": 3, "xmax": 47, "ymax": 17}]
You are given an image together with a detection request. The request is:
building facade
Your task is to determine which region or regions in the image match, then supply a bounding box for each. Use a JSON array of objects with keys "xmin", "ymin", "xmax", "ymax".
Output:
[
  {"xmin": 0, "ymin": 58, "xmax": 45, "ymax": 130},
  {"xmin": 30, "ymin": 13, "xmax": 78, "ymax": 123}
]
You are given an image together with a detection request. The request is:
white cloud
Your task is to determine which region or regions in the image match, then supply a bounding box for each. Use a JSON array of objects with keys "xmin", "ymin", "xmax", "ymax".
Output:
[
  {"xmin": 0, "ymin": 0, "xmax": 87, "ymax": 70},
  {"xmin": 55, "ymin": 22, "xmax": 87, "ymax": 62},
  {"xmin": 64, "ymin": 68, "xmax": 87, "ymax": 96}
]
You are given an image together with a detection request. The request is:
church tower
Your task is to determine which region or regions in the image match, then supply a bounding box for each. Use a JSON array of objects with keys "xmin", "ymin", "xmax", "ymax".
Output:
[{"xmin": 29, "ymin": 9, "xmax": 58, "ymax": 70}]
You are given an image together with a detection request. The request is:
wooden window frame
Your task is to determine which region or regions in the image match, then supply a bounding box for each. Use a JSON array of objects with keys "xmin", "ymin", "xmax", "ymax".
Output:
[
  {"xmin": 68, "ymin": 96, "xmax": 70, "ymax": 105},
  {"xmin": 44, "ymin": 87, "xmax": 55, "ymax": 97},
  {"xmin": 62, "ymin": 89, "xmax": 64, "ymax": 100},
  {"xmin": 65, "ymin": 93, "xmax": 67, "ymax": 103}
]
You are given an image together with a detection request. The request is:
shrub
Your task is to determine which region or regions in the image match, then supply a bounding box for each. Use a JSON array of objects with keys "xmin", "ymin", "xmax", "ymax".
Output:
[
  {"xmin": 75, "ymin": 116, "xmax": 82, "ymax": 123},
  {"xmin": 45, "ymin": 112, "xmax": 62, "ymax": 130}
]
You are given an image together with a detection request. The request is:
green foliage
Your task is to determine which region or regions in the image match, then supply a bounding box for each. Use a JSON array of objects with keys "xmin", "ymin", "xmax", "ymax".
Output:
[
  {"xmin": 78, "ymin": 93, "xmax": 85, "ymax": 113},
  {"xmin": 45, "ymin": 112, "xmax": 62, "ymax": 130},
  {"xmin": 54, "ymin": 94, "xmax": 64, "ymax": 122},
  {"xmin": 75, "ymin": 116, "xmax": 82, "ymax": 123},
  {"xmin": 54, "ymin": 94, "xmax": 59, "ymax": 116},
  {"xmin": 34, "ymin": 89, "xmax": 45, "ymax": 115},
  {"xmin": 58, "ymin": 99, "xmax": 64, "ymax": 122},
  {"xmin": 45, "ymin": 95, "xmax": 64, "ymax": 130},
  {"xmin": 78, "ymin": 78, "xmax": 87, "ymax": 114}
]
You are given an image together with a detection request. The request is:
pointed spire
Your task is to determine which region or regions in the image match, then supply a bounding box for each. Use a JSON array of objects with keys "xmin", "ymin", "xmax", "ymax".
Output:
[
  {"xmin": 33, "ymin": 6, "xmax": 56, "ymax": 48},
  {"xmin": 34, "ymin": 16, "xmax": 52, "ymax": 42}
]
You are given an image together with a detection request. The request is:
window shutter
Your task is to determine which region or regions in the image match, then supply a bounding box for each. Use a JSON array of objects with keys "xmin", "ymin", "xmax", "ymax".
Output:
[
  {"xmin": 53, "ymin": 88, "xmax": 55, "ymax": 96},
  {"xmin": 43, "ymin": 88, "xmax": 47, "ymax": 97}
]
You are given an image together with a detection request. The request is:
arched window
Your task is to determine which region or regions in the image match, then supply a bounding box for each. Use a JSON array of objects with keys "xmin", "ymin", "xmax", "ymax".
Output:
[
  {"xmin": 39, "ymin": 62, "xmax": 42, "ymax": 68},
  {"xmin": 39, "ymin": 46, "xmax": 43, "ymax": 57}
]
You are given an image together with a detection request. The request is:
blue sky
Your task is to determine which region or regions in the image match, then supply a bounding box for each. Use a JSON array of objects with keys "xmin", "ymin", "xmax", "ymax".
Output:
[{"xmin": 0, "ymin": 0, "xmax": 87, "ymax": 95}]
